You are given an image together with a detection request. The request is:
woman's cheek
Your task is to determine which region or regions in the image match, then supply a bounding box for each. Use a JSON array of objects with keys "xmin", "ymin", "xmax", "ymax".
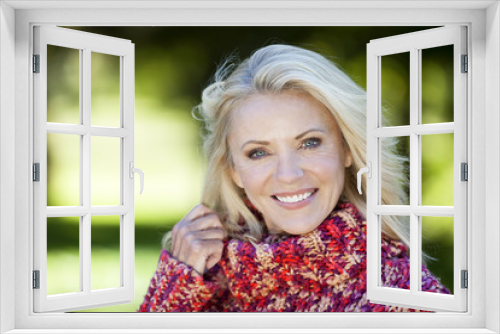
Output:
[
  {"xmin": 238, "ymin": 162, "xmax": 274, "ymax": 187},
  {"xmin": 235, "ymin": 156, "xmax": 275, "ymax": 172},
  {"xmin": 299, "ymin": 154, "xmax": 342, "ymax": 172}
]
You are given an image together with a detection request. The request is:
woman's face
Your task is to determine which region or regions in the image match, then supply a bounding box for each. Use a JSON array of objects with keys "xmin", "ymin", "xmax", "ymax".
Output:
[{"xmin": 228, "ymin": 91, "xmax": 352, "ymax": 235}]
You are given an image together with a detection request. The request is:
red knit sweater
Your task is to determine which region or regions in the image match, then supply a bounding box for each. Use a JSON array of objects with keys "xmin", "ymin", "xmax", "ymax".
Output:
[{"xmin": 139, "ymin": 202, "xmax": 449, "ymax": 312}]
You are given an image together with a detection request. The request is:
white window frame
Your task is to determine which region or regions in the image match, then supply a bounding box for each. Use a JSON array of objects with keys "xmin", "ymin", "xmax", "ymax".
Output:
[
  {"xmin": 33, "ymin": 26, "xmax": 136, "ymax": 312},
  {"xmin": 366, "ymin": 26, "xmax": 468, "ymax": 312},
  {"xmin": 0, "ymin": 1, "xmax": 499, "ymax": 333}
]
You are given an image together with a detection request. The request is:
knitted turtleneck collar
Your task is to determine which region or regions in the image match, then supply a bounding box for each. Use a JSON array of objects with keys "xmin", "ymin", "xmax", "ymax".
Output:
[{"xmin": 216, "ymin": 202, "xmax": 407, "ymax": 306}]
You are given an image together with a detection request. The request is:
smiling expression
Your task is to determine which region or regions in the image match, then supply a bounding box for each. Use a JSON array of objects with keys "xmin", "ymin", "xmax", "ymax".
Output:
[{"xmin": 228, "ymin": 91, "xmax": 352, "ymax": 235}]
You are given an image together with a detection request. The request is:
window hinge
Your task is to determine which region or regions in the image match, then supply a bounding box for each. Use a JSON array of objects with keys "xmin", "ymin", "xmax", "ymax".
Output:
[
  {"xmin": 461, "ymin": 162, "xmax": 468, "ymax": 181},
  {"xmin": 461, "ymin": 270, "xmax": 468, "ymax": 289},
  {"xmin": 33, "ymin": 163, "xmax": 40, "ymax": 182},
  {"xmin": 33, "ymin": 54, "xmax": 40, "ymax": 73},
  {"xmin": 461, "ymin": 54, "xmax": 468, "ymax": 73},
  {"xmin": 33, "ymin": 270, "xmax": 40, "ymax": 289}
]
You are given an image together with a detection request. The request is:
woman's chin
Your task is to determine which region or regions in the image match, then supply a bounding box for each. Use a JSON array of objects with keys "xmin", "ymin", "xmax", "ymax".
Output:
[{"xmin": 268, "ymin": 218, "xmax": 323, "ymax": 236}]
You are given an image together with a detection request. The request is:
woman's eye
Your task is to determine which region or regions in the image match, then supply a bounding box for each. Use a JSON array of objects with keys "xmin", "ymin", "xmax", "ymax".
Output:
[
  {"xmin": 302, "ymin": 138, "xmax": 321, "ymax": 149},
  {"xmin": 248, "ymin": 149, "xmax": 267, "ymax": 159}
]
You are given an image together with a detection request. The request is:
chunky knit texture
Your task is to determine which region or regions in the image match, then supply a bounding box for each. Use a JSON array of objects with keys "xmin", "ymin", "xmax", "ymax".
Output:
[{"xmin": 139, "ymin": 202, "xmax": 449, "ymax": 312}]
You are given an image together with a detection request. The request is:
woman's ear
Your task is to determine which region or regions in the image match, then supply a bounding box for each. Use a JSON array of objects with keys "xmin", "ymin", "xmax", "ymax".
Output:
[
  {"xmin": 344, "ymin": 144, "xmax": 353, "ymax": 168},
  {"xmin": 230, "ymin": 168, "xmax": 244, "ymax": 188}
]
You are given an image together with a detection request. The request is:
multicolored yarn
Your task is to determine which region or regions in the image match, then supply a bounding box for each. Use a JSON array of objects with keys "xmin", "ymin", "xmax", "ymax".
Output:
[{"xmin": 139, "ymin": 202, "xmax": 449, "ymax": 312}]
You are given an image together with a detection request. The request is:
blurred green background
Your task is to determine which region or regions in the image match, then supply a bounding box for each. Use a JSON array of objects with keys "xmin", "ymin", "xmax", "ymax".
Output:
[{"xmin": 45, "ymin": 26, "xmax": 455, "ymax": 312}]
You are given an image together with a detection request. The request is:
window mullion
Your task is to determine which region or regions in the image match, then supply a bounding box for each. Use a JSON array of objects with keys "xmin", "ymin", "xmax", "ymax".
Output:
[
  {"xmin": 81, "ymin": 47, "xmax": 92, "ymax": 294},
  {"xmin": 373, "ymin": 123, "xmax": 454, "ymax": 138},
  {"xmin": 409, "ymin": 47, "xmax": 422, "ymax": 294},
  {"xmin": 122, "ymin": 50, "xmax": 135, "ymax": 294},
  {"xmin": 46, "ymin": 123, "xmax": 130, "ymax": 137},
  {"xmin": 373, "ymin": 205, "xmax": 454, "ymax": 216}
]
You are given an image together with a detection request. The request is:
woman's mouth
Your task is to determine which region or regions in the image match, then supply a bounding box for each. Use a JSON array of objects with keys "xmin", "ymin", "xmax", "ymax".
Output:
[{"xmin": 272, "ymin": 188, "xmax": 318, "ymax": 205}]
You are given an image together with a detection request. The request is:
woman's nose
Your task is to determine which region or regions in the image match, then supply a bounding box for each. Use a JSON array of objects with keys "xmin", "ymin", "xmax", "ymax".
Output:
[{"xmin": 275, "ymin": 152, "xmax": 304, "ymax": 184}]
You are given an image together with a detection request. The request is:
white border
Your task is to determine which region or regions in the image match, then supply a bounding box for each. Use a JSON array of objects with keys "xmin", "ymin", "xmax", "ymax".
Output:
[
  {"xmin": 2, "ymin": 1, "xmax": 498, "ymax": 10},
  {"xmin": 0, "ymin": 1, "xmax": 498, "ymax": 333},
  {"xmin": 485, "ymin": 2, "xmax": 500, "ymax": 333},
  {"xmin": 0, "ymin": 2, "xmax": 17, "ymax": 334}
]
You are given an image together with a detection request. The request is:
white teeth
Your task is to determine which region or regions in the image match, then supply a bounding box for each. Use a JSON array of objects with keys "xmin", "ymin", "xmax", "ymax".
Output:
[{"xmin": 276, "ymin": 191, "xmax": 313, "ymax": 203}]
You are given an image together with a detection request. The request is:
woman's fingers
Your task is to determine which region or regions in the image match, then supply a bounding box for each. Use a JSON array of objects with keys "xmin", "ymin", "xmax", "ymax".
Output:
[
  {"xmin": 176, "ymin": 227, "xmax": 226, "ymax": 260},
  {"xmin": 170, "ymin": 204, "xmax": 226, "ymax": 274},
  {"xmin": 177, "ymin": 231, "xmax": 225, "ymax": 274},
  {"xmin": 205, "ymin": 240, "xmax": 224, "ymax": 270},
  {"xmin": 184, "ymin": 203, "xmax": 213, "ymax": 221},
  {"xmin": 185, "ymin": 227, "xmax": 226, "ymax": 242},
  {"xmin": 192, "ymin": 213, "xmax": 226, "ymax": 231},
  {"xmin": 183, "ymin": 239, "xmax": 224, "ymax": 274},
  {"xmin": 172, "ymin": 214, "xmax": 223, "ymax": 253},
  {"xmin": 171, "ymin": 205, "xmax": 215, "ymax": 256},
  {"xmin": 176, "ymin": 213, "xmax": 225, "ymax": 240}
]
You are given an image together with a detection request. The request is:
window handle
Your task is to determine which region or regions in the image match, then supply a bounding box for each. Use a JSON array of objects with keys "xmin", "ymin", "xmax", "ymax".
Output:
[
  {"xmin": 129, "ymin": 162, "xmax": 144, "ymax": 194},
  {"xmin": 357, "ymin": 162, "xmax": 371, "ymax": 195}
]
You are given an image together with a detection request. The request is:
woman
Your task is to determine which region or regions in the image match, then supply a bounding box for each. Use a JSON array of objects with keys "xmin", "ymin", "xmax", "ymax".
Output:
[{"xmin": 139, "ymin": 44, "xmax": 449, "ymax": 312}]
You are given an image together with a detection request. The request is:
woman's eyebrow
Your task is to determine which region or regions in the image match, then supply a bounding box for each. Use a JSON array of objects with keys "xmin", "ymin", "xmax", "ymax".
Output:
[
  {"xmin": 241, "ymin": 140, "xmax": 270, "ymax": 150},
  {"xmin": 240, "ymin": 129, "xmax": 326, "ymax": 150},
  {"xmin": 295, "ymin": 128, "xmax": 326, "ymax": 140}
]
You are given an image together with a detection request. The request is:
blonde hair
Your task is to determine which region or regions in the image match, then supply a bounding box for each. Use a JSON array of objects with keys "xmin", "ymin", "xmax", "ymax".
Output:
[{"xmin": 164, "ymin": 44, "xmax": 409, "ymax": 249}]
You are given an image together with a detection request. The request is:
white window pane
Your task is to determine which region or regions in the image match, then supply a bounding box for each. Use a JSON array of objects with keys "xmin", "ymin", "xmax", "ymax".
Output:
[
  {"xmin": 380, "ymin": 136, "xmax": 410, "ymax": 205},
  {"xmin": 380, "ymin": 215, "xmax": 410, "ymax": 291},
  {"xmin": 91, "ymin": 215, "xmax": 121, "ymax": 290},
  {"xmin": 91, "ymin": 52, "xmax": 121, "ymax": 128},
  {"xmin": 47, "ymin": 217, "xmax": 81, "ymax": 295},
  {"xmin": 47, "ymin": 45, "xmax": 80, "ymax": 124},
  {"xmin": 422, "ymin": 216, "xmax": 454, "ymax": 295},
  {"xmin": 47, "ymin": 133, "xmax": 80, "ymax": 206},
  {"xmin": 421, "ymin": 45, "xmax": 454, "ymax": 124},
  {"xmin": 91, "ymin": 136, "xmax": 121, "ymax": 206},
  {"xmin": 421, "ymin": 133, "xmax": 454, "ymax": 206},
  {"xmin": 381, "ymin": 52, "xmax": 410, "ymax": 127}
]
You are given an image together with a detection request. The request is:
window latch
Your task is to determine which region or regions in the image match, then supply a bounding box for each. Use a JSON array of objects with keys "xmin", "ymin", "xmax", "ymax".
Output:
[
  {"xmin": 357, "ymin": 162, "xmax": 372, "ymax": 195},
  {"xmin": 129, "ymin": 162, "xmax": 144, "ymax": 194}
]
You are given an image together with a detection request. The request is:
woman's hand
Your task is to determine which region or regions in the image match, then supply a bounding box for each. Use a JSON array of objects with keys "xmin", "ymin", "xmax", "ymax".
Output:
[{"xmin": 171, "ymin": 204, "xmax": 227, "ymax": 275}]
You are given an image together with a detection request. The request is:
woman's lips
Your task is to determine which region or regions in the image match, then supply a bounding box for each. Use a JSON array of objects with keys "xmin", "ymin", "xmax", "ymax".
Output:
[{"xmin": 271, "ymin": 188, "xmax": 318, "ymax": 209}]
